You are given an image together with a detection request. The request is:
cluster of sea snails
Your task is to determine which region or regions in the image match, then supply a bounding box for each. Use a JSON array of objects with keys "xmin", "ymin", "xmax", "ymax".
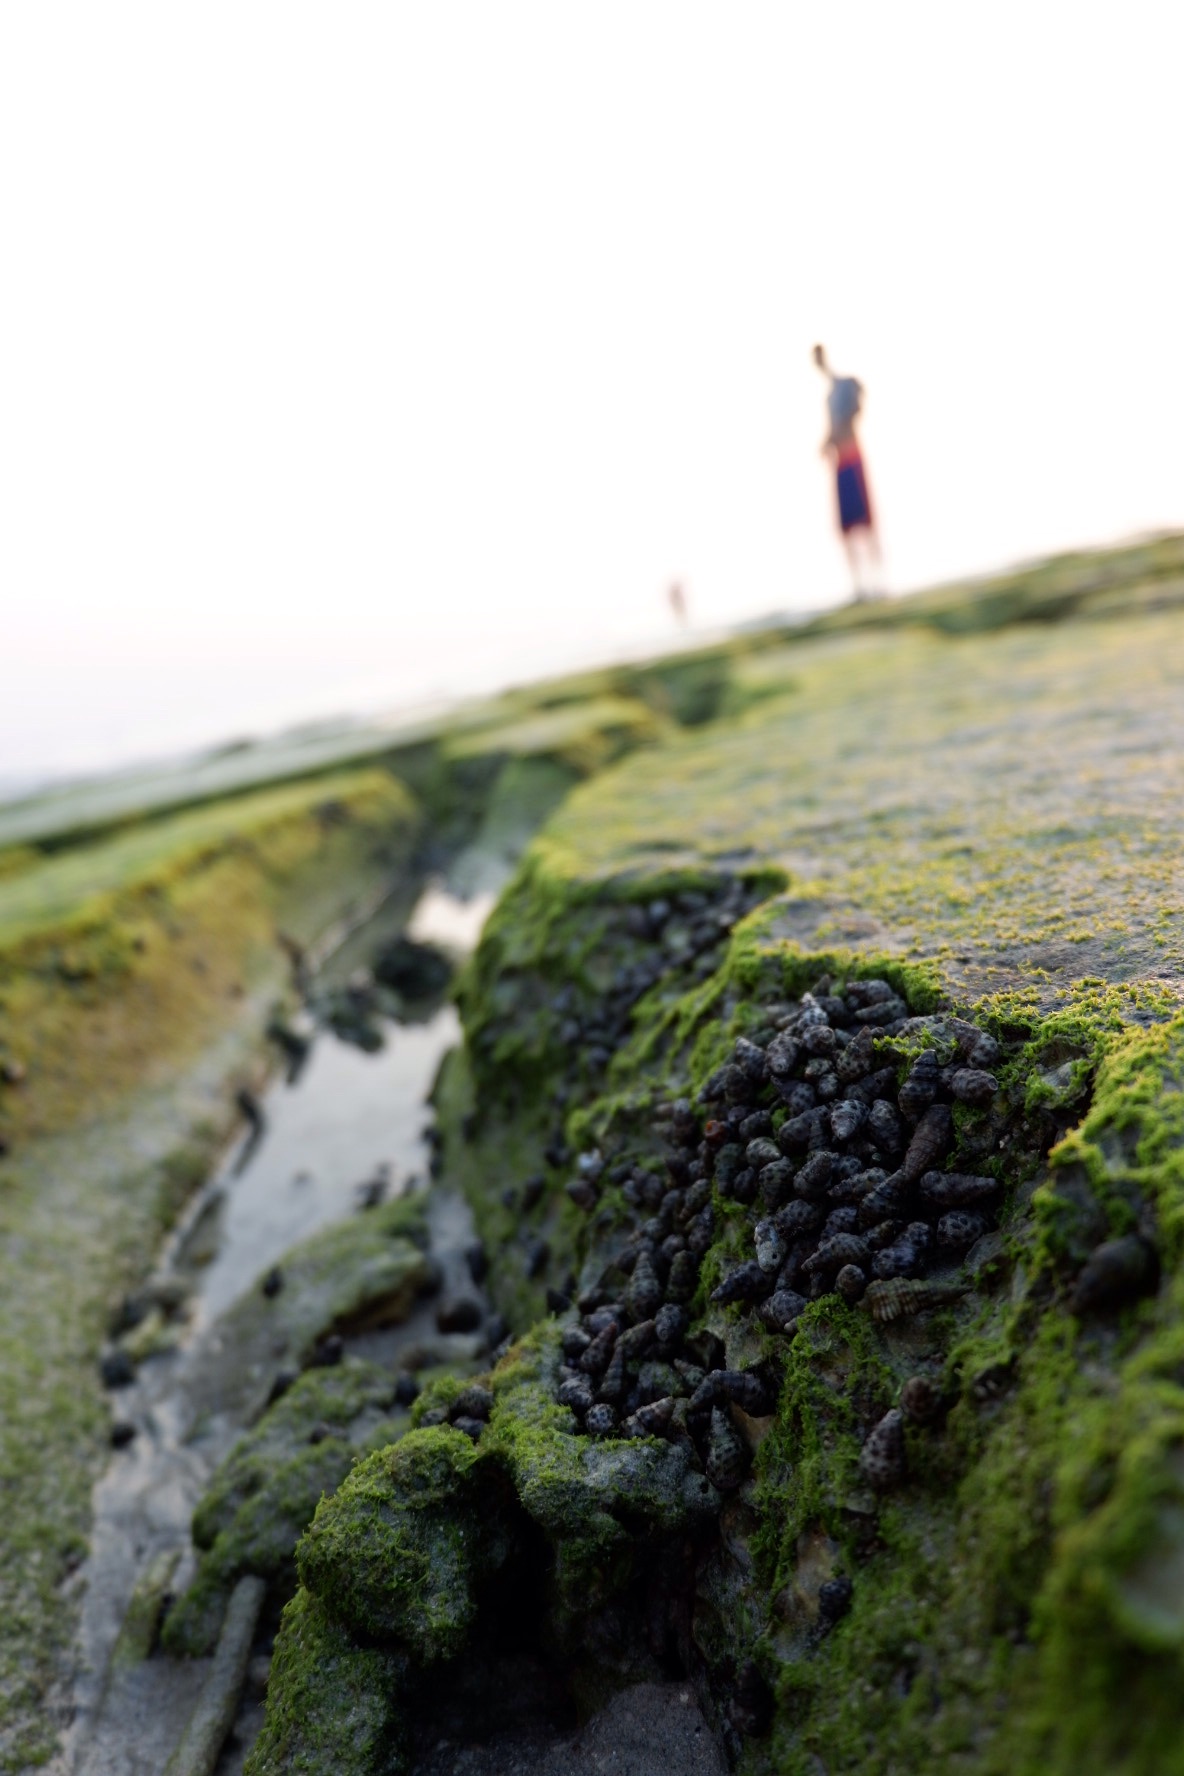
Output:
[
  {"xmin": 472, "ymin": 875, "xmax": 768, "ymax": 1302},
  {"xmin": 475, "ymin": 878, "xmax": 767, "ymax": 1110},
  {"xmin": 549, "ymin": 976, "xmax": 1023, "ymax": 1495},
  {"xmin": 701, "ymin": 980, "xmax": 1005, "ymax": 1324}
]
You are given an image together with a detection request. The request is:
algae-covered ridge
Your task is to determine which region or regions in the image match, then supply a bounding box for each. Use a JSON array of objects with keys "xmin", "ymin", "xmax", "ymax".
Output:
[
  {"xmin": 0, "ymin": 634, "xmax": 765, "ymax": 1769},
  {"xmin": 256, "ymin": 880, "xmax": 1184, "ymax": 1774},
  {"xmin": 250, "ymin": 544, "xmax": 1184, "ymax": 1774},
  {"xmin": 6, "ymin": 534, "xmax": 1184, "ymax": 1773}
]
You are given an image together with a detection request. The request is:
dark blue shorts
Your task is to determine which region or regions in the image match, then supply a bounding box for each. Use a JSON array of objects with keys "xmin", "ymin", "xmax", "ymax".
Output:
[{"xmin": 837, "ymin": 455, "xmax": 872, "ymax": 532}]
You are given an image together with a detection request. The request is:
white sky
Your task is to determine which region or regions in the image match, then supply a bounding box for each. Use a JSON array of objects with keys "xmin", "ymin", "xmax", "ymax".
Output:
[{"xmin": 1, "ymin": 3, "xmax": 1181, "ymax": 783}]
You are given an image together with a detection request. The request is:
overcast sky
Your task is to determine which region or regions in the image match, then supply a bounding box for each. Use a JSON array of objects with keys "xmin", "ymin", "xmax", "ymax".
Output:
[{"xmin": 1, "ymin": 3, "xmax": 1180, "ymax": 783}]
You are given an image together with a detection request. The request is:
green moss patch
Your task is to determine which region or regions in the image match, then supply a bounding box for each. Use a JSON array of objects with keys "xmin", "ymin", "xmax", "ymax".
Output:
[
  {"xmin": 0, "ymin": 772, "xmax": 419, "ymax": 1768},
  {"xmin": 244, "ymin": 1587, "xmax": 409, "ymax": 1776},
  {"xmin": 164, "ymin": 1359, "xmax": 412, "ymax": 1658}
]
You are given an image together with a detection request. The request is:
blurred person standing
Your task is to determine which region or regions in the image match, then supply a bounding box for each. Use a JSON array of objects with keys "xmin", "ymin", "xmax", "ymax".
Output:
[{"xmin": 813, "ymin": 344, "xmax": 882, "ymax": 600}]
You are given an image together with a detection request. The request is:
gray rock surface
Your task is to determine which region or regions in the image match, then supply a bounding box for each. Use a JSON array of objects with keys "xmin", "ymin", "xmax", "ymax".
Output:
[{"xmin": 413, "ymin": 1681, "xmax": 726, "ymax": 1776}]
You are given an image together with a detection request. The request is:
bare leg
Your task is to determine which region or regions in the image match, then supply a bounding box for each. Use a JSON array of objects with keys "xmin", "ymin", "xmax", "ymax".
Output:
[
  {"xmin": 865, "ymin": 527, "xmax": 885, "ymax": 597},
  {"xmin": 843, "ymin": 534, "xmax": 863, "ymax": 601},
  {"xmin": 850, "ymin": 527, "xmax": 884, "ymax": 600}
]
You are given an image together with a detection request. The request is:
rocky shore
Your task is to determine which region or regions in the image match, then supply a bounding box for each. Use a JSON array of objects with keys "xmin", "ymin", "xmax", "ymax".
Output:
[{"xmin": 6, "ymin": 534, "xmax": 1184, "ymax": 1774}]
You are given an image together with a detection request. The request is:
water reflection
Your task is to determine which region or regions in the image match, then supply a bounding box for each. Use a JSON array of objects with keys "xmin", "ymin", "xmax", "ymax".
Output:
[{"xmin": 192, "ymin": 1004, "xmax": 459, "ymax": 1324}]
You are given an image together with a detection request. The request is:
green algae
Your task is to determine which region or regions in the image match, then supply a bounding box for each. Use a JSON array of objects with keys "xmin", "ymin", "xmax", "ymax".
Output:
[
  {"xmin": 210, "ymin": 1195, "xmax": 432, "ymax": 1376},
  {"xmin": 793, "ymin": 531, "xmax": 1184, "ymax": 643},
  {"xmin": 426, "ymin": 772, "xmax": 1184, "ymax": 1773},
  {"xmin": 429, "ymin": 1045, "xmax": 561, "ymax": 1329},
  {"xmin": 111, "ymin": 1549, "xmax": 182, "ymax": 1670},
  {"xmin": 243, "ymin": 550, "xmax": 1184, "ymax": 1769},
  {"xmin": 0, "ymin": 632, "xmax": 782, "ymax": 1768},
  {"xmin": 244, "ymin": 1587, "xmax": 409, "ymax": 1776},
  {"xmin": 0, "ymin": 773, "xmax": 420, "ymax": 1770},
  {"xmin": 484, "ymin": 1328, "xmax": 719, "ymax": 1628},
  {"xmin": 298, "ymin": 1426, "xmax": 504, "ymax": 1657},
  {"xmin": 252, "ymin": 1324, "xmax": 720, "ymax": 1760},
  {"xmin": 443, "ymin": 694, "xmax": 666, "ymax": 778},
  {"xmin": 525, "ymin": 606, "xmax": 1184, "ymax": 1008},
  {"xmin": 293, "ymin": 1325, "xmax": 717, "ymax": 1657},
  {"xmin": 14, "ymin": 537, "xmax": 1184, "ymax": 1769},
  {"xmin": 164, "ymin": 1359, "xmax": 412, "ymax": 1658}
]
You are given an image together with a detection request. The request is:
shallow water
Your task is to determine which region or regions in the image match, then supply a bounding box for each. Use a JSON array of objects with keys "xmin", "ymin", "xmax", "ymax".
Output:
[
  {"xmin": 192, "ymin": 1006, "xmax": 459, "ymax": 1324},
  {"xmin": 56, "ymin": 883, "xmax": 490, "ymax": 1776}
]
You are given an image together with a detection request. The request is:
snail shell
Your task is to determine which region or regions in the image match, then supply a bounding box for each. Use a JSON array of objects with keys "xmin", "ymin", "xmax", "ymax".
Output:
[
  {"xmin": 836, "ymin": 1024, "xmax": 878, "ymax": 1082},
  {"xmin": 857, "ymin": 1179, "xmax": 911, "ymax": 1228},
  {"xmin": 716, "ymin": 1368, "xmax": 774, "ymax": 1414},
  {"xmin": 578, "ymin": 1323, "xmax": 617, "ymax": 1375},
  {"xmin": 867, "ymin": 1099, "xmax": 905, "ymax": 1152},
  {"xmin": 793, "ymin": 1151, "xmax": 835, "ymax": 1201},
  {"xmin": 859, "ymin": 1408, "xmax": 907, "ymax": 1490},
  {"xmin": 950, "ymin": 1020, "xmax": 1001, "ymax": 1069},
  {"xmin": 733, "ymin": 1036, "xmax": 768, "ymax": 1083},
  {"xmin": 711, "ymin": 1258, "xmax": 773, "ymax": 1306},
  {"xmin": 654, "ymin": 1302, "xmax": 688, "ymax": 1350},
  {"xmin": 918, "ymin": 1171, "xmax": 1000, "ymax": 1208},
  {"xmin": 616, "ymin": 1318, "xmax": 656, "ymax": 1358},
  {"xmin": 830, "ymin": 1099, "xmax": 868, "ymax": 1143},
  {"xmin": 766, "ymin": 1031, "xmax": 800, "ymax": 1076},
  {"xmin": 823, "ymin": 1206, "xmax": 860, "ymax": 1236},
  {"xmin": 705, "ymin": 1406, "xmax": 748, "ymax": 1491},
  {"xmin": 1070, "ymin": 1234, "xmax": 1158, "ymax": 1314},
  {"xmin": 870, "ymin": 1241, "xmax": 925, "ymax": 1281},
  {"xmin": 756, "ymin": 1288, "xmax": 809, "ymax": 1333},
  {"xmin": 627, "ymin": 1252, "xmax": 663, "ymax": 1321},
  {"xmin": 777, "ymin": 1110, "xmax": 820, "ymax": 1152},
  {"xmin": 584, "ymin": 1402, "xmax": 619, "ymax": 1437},
  {"xmin": 801, "ymin": 1023, "xmax": 838, "ymax": 1058},
  {"xmin": 864, "ymin": 1277, "xmax": 968, "ymax": 1322},
  {"xmin": 683, "ymin": 1207, "xmax": 715, "ymax": 1258},
  {"xmin": 757, "ymin": 1159, "xmax": 795, "ymax": 1210},
  {"xmin": 803, "ymin": 1232, "xmax": 872, "ymax": 1276},
  {"xmin": 754, "ymin": 1218, "xmax": 788, "ymax": 1275},
  {"xmin": 666, "ymin": 1251, "xmax": 700, "ymax": 1302},
  {"xmin": 936, "ymin": 1210, "xmax": 990, "ymax": 1248},
  {"xmin": 774, "ymin": 1079, "xmax": 816, "ymax": 1115},
  {"xmin": 596, "ymin": 1345, "xmax": 627, "ymax": 1404},
  {"xmin": 897, "ymin": 1053, "xmax": 939, "ymax": 1122},
  {"xmin": 557, "ymin": 1376, "xmax": 595, "ymax": 1414},
  {"xmin": 853, "ymin": 1067, "xmax": 900, "ymax": 1107},
  {"xmin": 624, "ymin": 1395, "xmax": 676, "ymax": 1438},
  {"xmin": 846, "ymin": 978, "xmax": 895, "ymax": 1008},
  {"xmin": 835, "ymin": 1263, "xmax": 867, "ymax": 1303},
  {"xmin": 778, "ymin": 1198, "xmax": 825, "ymax": 1237},
  {"xmin": 899, "ymin": 1373, "xmax": 942, "ymax": 1424},
  {"xmin": 566, "ymin": 1177, "xmax": 598, "ymax": 1212},
  {"xmin": 899, "ymin": 1104, "xmax": 954, "ymax": 1182},
  {"xmin": 948, "ymin": 1066, "xmax": 998, "ymax": 1105}
]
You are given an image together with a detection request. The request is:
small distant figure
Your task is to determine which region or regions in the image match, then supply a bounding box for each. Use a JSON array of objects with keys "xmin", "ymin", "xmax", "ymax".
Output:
[
  {"xmin": 667, "ymin": 580, "xmax": 688, "ymax": 625},
  {"xmin": 813, "ymin": 344, "xmax": 883, "ymax": 600}
]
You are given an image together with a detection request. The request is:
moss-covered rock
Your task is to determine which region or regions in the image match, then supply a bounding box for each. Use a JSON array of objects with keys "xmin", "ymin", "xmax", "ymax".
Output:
[
  {"xmin": 189, "ymin": 1196, "xmax": 433, "ymax": 1427},
  {"xmin": 250, "ymin": 1322, "xmax": 721, "ymax": 1754},
  {"xmin": 0, "ymin": 770, "xmax": 422, "ymax": 1770},
  {"xmin": 487, "ymin": 1328, "xmax": 719, "ymax": 1628},
  {"xmin": 243, "ymin": 1587, "xmax": 409, "ymax": 1776},
  {"xmin": 297, "ymin": 1426, "xmax": 504, "ymax": 1658},
  {"xmin": 418, "ymin": 606, "xmax": 1184, "ymax": 1772},
  {"xmin": 163, "ymin": 1359, "xmax": 410, "ymax": 1657}
]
